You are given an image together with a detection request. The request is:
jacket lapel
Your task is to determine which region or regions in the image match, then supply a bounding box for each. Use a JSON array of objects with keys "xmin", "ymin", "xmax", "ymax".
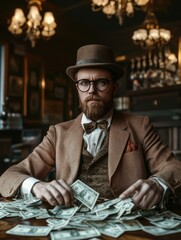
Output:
[
  {"xmin": 108, "ymin": 111, "xmax": 129, "ymax": 181},
  {"xmin": 62, "ymin": 111, "xmax": 129, "ymax": 183},
  {"xmin": 63, "ymin": 114, "xmax": 83, "ymax": 182}
]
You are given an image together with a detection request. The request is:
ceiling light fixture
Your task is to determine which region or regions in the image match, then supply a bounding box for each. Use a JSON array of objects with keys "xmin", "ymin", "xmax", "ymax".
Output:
[
  {"xmin": 91, "ymin": 0, "xmax": 150, "ymax": 25},
  {"xmin": 132, "ymin": 0, "xmax": 171, "ymax": 48},
  {"xmin": 8, "ymin": 0, "xmax": 57, "ymax": 47}
]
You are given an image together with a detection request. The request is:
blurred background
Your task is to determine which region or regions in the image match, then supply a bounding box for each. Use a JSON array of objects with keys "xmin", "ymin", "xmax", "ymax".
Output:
[{"xmin": 0, "ymin": 0, "xmax": 181, "ymax": 173}]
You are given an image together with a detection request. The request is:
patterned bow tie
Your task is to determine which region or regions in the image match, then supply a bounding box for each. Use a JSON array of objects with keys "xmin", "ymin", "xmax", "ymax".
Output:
[{"xmin": 83, "ymin": 120, "xmax": 108, "ymax": 134}]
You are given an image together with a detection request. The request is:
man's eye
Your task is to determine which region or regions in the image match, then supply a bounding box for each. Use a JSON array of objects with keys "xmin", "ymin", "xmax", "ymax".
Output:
[
  {"xmin": 79, "ymin": 80, "xmax": 89, "ymax": 86},
  {"xmin": 98, "ymin": 79, "xmax": 107, "ymax": 85}
]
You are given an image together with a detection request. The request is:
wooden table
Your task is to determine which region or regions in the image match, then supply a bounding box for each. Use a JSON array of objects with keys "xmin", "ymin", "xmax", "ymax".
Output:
[{"xmin": 1, "ymin": 211, "xmax": 181, "ymax": 240}]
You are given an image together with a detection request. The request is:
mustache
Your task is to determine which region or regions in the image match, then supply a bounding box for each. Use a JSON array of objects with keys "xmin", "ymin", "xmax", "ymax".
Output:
[{"xmin": 85, "ymin": 95, "xmax": 102, "ymax": 102}]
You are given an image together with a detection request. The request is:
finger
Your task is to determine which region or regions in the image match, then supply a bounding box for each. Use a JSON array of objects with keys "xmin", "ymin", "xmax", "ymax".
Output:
[
  {"xmin": 138, "ymin": 192, "xmax": 158, "ymax": 209},
  {"xmin": 47, "ymin": 180, "xmax": 72, "ymax": 207},
  {"xmin": 119, "ymin": 180, "xmax": 142, "ymax": 199},
  {"xmin": 133, "ymin": 180, "xmax": 162, "ymax": 209},
  {"xmin": 131, "ymin": 180, "xmax": 152, "ymax": 207},
  {"xmin": 31, "ymin": 181, "xmax": 60, "ymax": 206},
  {"xmin": 56, "ymin": 179, "xmax": 74, "ymax": 206},
  {"xmin": 45, "ymin": 183, "xmax": 65, "ymax": 206},
  {"xmin": 41, "ymin": 186, "xmax": 63, "ymax": 206},
  {"xmin": 119, "ymin": 179, "xmax": 157, "ymax": 209},
  {"xmin": 32, "ymin": 180, "xmax": 71, "ymax": 206},
  {"xmin": 139, "ymin": 186, "xmax": 162, "ymax": 209}
]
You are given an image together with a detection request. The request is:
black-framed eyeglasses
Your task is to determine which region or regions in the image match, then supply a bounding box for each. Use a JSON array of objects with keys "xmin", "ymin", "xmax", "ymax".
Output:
[{"xmin": 75, "ymin": 79, "xmax": 112, "ymax": 92}]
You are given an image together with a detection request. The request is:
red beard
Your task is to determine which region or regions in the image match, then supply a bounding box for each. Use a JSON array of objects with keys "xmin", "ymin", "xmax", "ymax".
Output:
[{"xmin": 80, "ymin": 94, "xmax": 110, "ymax": 121}]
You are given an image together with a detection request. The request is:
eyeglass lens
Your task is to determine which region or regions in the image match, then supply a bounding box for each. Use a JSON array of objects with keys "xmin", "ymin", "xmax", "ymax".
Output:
[{"xmin": 76, "ymin": 79, "xmax": 111, "ymax": 92}]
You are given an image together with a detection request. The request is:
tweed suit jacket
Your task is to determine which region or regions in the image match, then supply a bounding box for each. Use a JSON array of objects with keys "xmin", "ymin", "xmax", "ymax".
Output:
[{"xmin": 0, "ymin": 110, "xmax": 181, "ymax": 198}]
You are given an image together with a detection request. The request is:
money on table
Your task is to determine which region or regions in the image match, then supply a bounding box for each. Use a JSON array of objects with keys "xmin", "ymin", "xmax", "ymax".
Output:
[{"xmin": 1, "ymin": 179, "xmax": 181, "ymax": 238}]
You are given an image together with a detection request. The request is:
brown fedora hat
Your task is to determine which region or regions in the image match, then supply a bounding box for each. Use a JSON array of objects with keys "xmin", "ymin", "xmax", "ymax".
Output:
[{"xmin": 66, "ymin": 44, "xmax": 124, "ymax": 81}]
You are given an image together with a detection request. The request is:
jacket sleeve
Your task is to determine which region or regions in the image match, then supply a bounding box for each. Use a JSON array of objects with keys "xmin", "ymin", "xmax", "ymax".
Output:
[
  {"xmin": 142, "ymin": 116, "xmax": 181, "ymax": 196},
  {"xmin": 0, "ymin": 125, "xmax": 56, "ymax": 198}
]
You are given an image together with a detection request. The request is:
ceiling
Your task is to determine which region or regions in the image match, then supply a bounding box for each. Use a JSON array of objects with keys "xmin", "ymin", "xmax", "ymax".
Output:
[
  {"xmin": 45, "ymin": 0, "xmax": 181, "ymax": 56},
  {"xmin": 0, "ymin": 0, "xmax": 181, "ymax": 64},
  {"xmin": 52, "ymin": 0, "xmax": 181, "ymax": 54},
  {"xmin": 50, "ymin": 0, "xmax": 181, "ymax": 31}
]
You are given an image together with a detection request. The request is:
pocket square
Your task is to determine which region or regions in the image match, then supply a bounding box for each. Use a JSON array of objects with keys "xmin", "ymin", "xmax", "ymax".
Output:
[{"xmin": 124, "ymin": 140, "xmax": 138, "ymax": 153}]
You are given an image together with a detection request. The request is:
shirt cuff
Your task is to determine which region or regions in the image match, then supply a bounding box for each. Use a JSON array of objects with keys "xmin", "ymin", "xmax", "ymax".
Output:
[
  {"xmin": 150, "ymin": 176, "xmax": 170, "ymax": 209},
  {"xmin": 20, "ymin": 177, "xmax": 40, "ymax": 197}
]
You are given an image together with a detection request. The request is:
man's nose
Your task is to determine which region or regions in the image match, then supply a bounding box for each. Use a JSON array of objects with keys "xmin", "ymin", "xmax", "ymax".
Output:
[{"xmin": 88, "ymin": 82, "xmax": 96, "ymax": 93}]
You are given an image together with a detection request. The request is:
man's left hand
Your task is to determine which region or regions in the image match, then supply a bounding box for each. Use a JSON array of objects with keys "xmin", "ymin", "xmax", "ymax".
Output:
[{"xmin": 119, "ymin": 179, "xmax": 164, "ymax": 210}]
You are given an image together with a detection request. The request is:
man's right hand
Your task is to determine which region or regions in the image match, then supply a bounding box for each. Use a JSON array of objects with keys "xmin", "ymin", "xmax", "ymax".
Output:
[{"xmin": 32, "ymin": 179, "xmax": 74, "ymax": 207}]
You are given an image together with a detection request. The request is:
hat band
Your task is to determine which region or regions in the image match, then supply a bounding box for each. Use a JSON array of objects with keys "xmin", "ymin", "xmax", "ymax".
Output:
[{"xmin": 77, "ymin": 58, "xmax": 111, "ymax": 65}]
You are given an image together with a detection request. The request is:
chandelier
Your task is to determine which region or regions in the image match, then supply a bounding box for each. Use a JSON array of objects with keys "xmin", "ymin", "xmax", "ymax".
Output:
[
  {"xmin": 132, "ymin": 2, "xmax": 171, "ymax": 48},
  {"xmin": 8, "ymin": 0, "xmax": 57, "ymax": 47},
  {"xmin": 91, "ymin": 0, "xmax": 150, "ymax": 25}
]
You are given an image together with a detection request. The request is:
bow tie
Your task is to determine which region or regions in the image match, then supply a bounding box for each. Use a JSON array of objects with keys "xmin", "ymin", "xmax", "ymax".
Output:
[{"xmin": 83, "ymin": 120, "xmax": 108, "ymax": 134}]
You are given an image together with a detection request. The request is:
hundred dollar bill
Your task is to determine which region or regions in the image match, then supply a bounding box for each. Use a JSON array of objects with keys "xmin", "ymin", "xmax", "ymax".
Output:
[
  {"xmin": 6, "ymin": 224, "xmax": 52, "ymax": 236},
  {"xmin": 65, "ymin": 219, "xmax": 91, "ymax": 229},
  {"xmin": 80, "ymin": 213, "xmax": 109, "ymax": 221},
  {"xmin": 143, "ymin": 209, "xmax": 181, "ymax": 222},
  {"xmin": 50, "ymin": 227, "xmax": 101, "ymax": 240},
  {"xmin": 119, "ymin": 211, "xmax": 141, "ymax": 220},
  {"xmin": 0, "ymin": 201, "xmax": 8, "ymax": 209},
  {"xmin": 150, "ymin": 218, "xmax": 181, "ymax": 229},
  {"xmin": 25, "ymin": 197, "xmax": 42, "ymax": 207},
  {"xmin": 0, "ymin": 211, "xmax": 9, "ymax": 219},
  {"xmin": 90, "ymin": 221, "xmax": 125, "ymax": 238},
  {"xmin": 120, "ymin": 220, "xmax": 143, "ymax": 231},
  {"xmin": 50, "ymin": 205, "xmax": 79, "ymax": 219},
  {"xmin": 36, "ymin": 212, "xmax": 52, "ymax": 219},
  {"xmin": 20, "ymin": 210, "xmax": 43, "ymax": 220},
  {"xmin": 47, "ymin": 218, "xmax": 70, "ymax": 230},
  {"xmin": 71, "ymin": 180, "xmax": 99, "ymax": 210},
  {"xmin": 157, "ymin": 210, "xmax": 181, "ymax": 220},
  {"xmin": 142, "ymin": 225, "xmax": 181, "ymax": 236},
  {"xmin": 91, "ymin": 198, "xmax": 121, "ymax": 213}
]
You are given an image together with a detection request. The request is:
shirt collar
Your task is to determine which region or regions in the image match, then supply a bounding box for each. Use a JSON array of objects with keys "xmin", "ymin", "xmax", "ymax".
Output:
[{"xmin": 81, "ymin": 109, "xmax": 113, "ymax": 130}]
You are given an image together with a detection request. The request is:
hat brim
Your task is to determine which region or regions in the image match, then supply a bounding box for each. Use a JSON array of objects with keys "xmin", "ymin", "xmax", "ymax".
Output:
[{"xmin": 66, "ymin": 63, "xmax": 124, "ymax": 81}]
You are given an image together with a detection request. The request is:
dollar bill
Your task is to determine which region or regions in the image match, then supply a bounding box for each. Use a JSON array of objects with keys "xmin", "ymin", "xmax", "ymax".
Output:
[
  {"xmin": 47, "ymin": 218, "xmax": 70, "ymax": 230},
  {"xmin": 120, "ymin": 220, "xmax": 143, "ymax": 231},
  {"xmin": 2, "ymin": 180, "xmax": 181, "ymax": 238},
  {"xmin": 150, "ymin": 218, "xmax": 181, "ymax": 229},
  {"xmin": 20, "ymin": 210, "xmax": 43, "ymax": 220},
  {"xmin": 142, "ymin": 225, "xmax": 181, "ymax": 236},
  {"xmin": 0, "ymin": 211, "xmax": 9, "ymax": 219},
  {"xmin": 6, "ymin": 224, "xmax": 52, "ymax": 236},
  {"xmin": 143, "ymin": 209, "xmax": 181, "ymax": 221},
  {"xmin": 71, "ymin": 179, "xmax": 99, "ymax": 210},
  {"xmin": 50, "ymin": 227, "xmax": 101, "ymax": 240},
  {"xmin": 50, "ymin": 205, "xmax": 79, "ymax": 219},
  {"xmin": 159, "ymin": 210, "xmax": 181, "ymax": 220},
  {"xmin": 91, "ymin": 198, "xmax": 121, "ymax": 213},
  {"xmin": 90, "ymin": 222, "xmax": 125, "ymax": 238},
  {"xmin": 119, "ymin": 211, "xmax": 142, "ymax": 220}
]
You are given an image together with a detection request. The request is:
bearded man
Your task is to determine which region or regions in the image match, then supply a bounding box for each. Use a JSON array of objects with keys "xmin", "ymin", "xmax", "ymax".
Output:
[{"xmin": 0, "ymin": 44, "xmax": 181, "ymax": 210}]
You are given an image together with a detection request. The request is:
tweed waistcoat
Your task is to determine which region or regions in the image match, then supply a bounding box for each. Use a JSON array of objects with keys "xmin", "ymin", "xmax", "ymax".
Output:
[{"xmin": 78, "ymin": 133, "xmax": 114, "ymax": 199}]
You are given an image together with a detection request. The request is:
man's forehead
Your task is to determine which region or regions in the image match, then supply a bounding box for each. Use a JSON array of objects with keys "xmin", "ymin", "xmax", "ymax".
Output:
[{"xmin": 76, "ymin": 68, "xmax": 112, "ymax": 78}]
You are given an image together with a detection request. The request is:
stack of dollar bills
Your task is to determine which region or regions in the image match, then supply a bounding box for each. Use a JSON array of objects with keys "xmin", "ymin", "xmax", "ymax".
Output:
[{"xmin": 0, "ymin": 179, "xmax": 181, "ymax": 239}]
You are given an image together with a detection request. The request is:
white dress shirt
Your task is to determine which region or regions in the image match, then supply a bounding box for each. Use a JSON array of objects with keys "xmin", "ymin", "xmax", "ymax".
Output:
[{"xmin": 81, "ymin": 110, "xmax": 113, "ymax": 157}]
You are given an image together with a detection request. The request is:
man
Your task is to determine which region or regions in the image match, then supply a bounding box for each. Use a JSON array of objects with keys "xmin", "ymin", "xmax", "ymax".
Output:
[{"xmin": 0, "ymin": 44, "xmax": 181, "ymax": 210}]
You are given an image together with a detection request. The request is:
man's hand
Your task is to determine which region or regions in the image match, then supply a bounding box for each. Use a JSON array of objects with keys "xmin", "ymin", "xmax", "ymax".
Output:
[
  {"xmin": 32, "ymin": 179, "xmax": 74, "ymax": 207},
  {"xmin": 119, "ymin": 179, "xmax": 164, "ymax": 210}
]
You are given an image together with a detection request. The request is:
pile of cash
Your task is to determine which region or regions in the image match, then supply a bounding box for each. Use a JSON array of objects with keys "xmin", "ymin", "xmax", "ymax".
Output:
[{"xmin": 0, "ymin": 179, "xmax": 181, "ymax": 239}]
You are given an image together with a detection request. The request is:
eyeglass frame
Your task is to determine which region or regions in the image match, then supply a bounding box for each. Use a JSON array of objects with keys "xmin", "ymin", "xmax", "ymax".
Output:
[{"xmin": 75, "ymin": 78, "xmax": 113, "ymax": 92}]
